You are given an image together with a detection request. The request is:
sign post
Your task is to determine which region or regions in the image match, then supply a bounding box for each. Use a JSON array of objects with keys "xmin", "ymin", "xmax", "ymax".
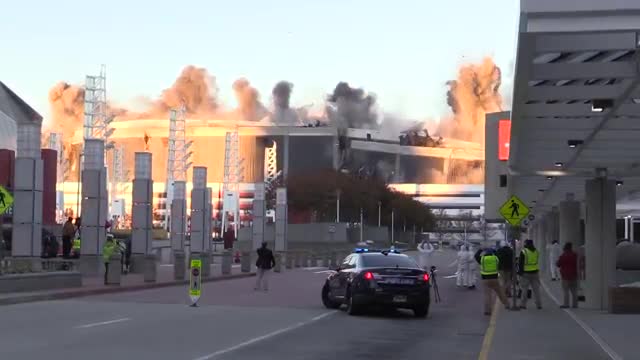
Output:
[
  {"xmin": 0, "ymin": 185, "xmax": 14, "ymax": 258},
  {"xmin": 0, "ymin": 185, "xmax": 14, "ymax": 215},
  {"xmin": 189, "ymin": 258, "xmax": 202, "ymax": 307},
  {"xmin": 499, "ymin": 195, "xmax": 530, "ymax": 311}
]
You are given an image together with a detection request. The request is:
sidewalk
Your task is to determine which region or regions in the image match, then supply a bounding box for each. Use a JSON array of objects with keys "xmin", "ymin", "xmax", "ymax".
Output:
[
  {"xmin": 543, "ymin": 278, "xmax": 640, "ymax": 360},
  {"xmin": 0, "ymin": 263, "xmax": 252, "ymax": 306},
  {"xmin": 485, "ymin": 277, "xmax": 624, "ymax": 360}
]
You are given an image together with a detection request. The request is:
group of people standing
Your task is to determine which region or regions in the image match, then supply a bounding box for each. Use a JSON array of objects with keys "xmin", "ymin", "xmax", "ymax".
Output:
[
  {"xmin": 455, "ymin": 245, "xmax": 478, "ymax": 289},
  {"xmin": 476, "ymin": 238, "xmax": 581, "ymax": 315}
]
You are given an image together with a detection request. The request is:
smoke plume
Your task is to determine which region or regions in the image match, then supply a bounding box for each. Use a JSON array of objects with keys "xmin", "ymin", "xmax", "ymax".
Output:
[
  {"xmin": 233, "ymin": 78, "xmax": 267, "ymax": 121},
  {"xmin": 47, "ymin": 82, "xmax": 85, "ymax": 141},
  {"xmin": 326, "ymin": 82, "xmax": 378, "ymax": 130},
  {"xmin": 272, "ymin": 81, "xmax": 292, "ymax": 109},
  {"xmin": 158, "ymin": 65, "xmax": 218, "ymax": 115},
  {"xmin": 438, "ymin": 57, "xmax": 503, "ymax": 143}
]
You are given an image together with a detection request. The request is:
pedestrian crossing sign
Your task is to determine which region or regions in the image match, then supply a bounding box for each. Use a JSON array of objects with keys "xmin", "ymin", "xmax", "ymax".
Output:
[
  {"xmin": 499, "ymin": 195, "xmax": 530, "ymax": 226},
  {"xmin": 189, "ymin": 259, "xmax": 202, "ymax": 304},
  {"xmin": 0, "ymin": 185, "xmax": 13, "ymax": 215}
]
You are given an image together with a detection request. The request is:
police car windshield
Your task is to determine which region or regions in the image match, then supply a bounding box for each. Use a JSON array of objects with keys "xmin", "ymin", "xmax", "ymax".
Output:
[{"xmin": 361, "ymin": 254, "xmax": 417, "ymax": 268}]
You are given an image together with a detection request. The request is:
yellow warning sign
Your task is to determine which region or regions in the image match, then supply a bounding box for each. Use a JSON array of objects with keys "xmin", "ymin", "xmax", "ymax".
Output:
[
  {"xmin": 499, "ymin": 195, "xmax": 530, "ymax": 226},
  {"xmin": 189, "ymin": 259, "xmax": 202, "ymax": 299},
  {"xmin": 0, "ymin": 186, "xmax": 14, "ymax": 215}
]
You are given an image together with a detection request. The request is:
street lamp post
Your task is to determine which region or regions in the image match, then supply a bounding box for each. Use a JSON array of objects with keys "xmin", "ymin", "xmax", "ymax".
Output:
[
  {"xmin": 360, "ymin": 208, "xmax": 364, "ymax": 243},
  {"xmin": 75, "ymin": 152, "xmax": 84, "ymax": 219},
  {"xmin": 378, "ymin": 201, "xmax": 381, "ymax": 227},
  {"xmin": 391, "ymin": 209, "xmax": 395, "ymax": 245}
]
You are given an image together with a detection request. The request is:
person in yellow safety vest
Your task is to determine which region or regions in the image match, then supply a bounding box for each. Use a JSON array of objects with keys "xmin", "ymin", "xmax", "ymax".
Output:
[
  {"xmin": 71, "ymin": 238, "xmax": 81, "ymax": 258},
  {"xmin": 102, "ymin": 236, "xmax": 117, "ymax": 285},
  {"xmin": 518, "ymin": 239, "xmax": 542, "ymax": 309},
  {"xmin": 474, "ymin": 247, "xmax": 510, "ymax": 315}
]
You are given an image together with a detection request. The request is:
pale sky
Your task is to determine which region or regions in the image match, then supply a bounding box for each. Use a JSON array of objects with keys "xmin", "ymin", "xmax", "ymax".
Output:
[{"xmin": 0, "ymin": 0, "xmax": 519, "ymax": 124}]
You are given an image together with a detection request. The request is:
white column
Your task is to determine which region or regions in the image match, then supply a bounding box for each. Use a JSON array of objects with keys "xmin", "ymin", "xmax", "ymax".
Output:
[
  {"xmin": 12, "ymin": 122, "xmax": 43, "ymax": 259},
  {"xmin": 631, "ymin": 218, "xmax": 635, "ymax": 243},
  {"xmin": 624, "ymin": 217, "xmax": 630, "ymax": 240},
  {"xmin": 559, "ymin": 193, "xmax": 581, "ymax": 247},
  {"xmin": 584, "ymin": 177, "xmax": 617, "ymax": 310}
]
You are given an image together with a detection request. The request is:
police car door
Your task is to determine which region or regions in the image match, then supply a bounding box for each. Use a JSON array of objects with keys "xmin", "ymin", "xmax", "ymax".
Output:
[{"xmin": 332, "ymin": 255, "xmax": 353, "ymax": 298}]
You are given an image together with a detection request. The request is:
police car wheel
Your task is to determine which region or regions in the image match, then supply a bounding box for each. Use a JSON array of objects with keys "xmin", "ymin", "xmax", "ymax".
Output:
[
  {"xmin": 322, "ymin": 283, "xmax": 341, "ymax": 309},
  {"xmin": 414, "ymin": 304, "xmax": 429, "ymax": 318},
  {"xmin": 346, "ymin": 288, "xmax": 361, "ymax": 316}
]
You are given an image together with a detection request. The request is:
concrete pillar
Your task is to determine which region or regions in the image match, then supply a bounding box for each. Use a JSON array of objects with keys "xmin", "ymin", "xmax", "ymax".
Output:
[
  {"xmin": 252, "ymin": 183, "xmax": 266, "ymax": 251},
  {"xmin": 170, "ymin": 181, "xmax": 187, "ymax": 280},
  {"xmin": 190, "ymin": 167, "xmax": 207, "ymax": 254},
  {"xmin": 11, "ymin": 122, "xmax": 44, "ymax": 270},
  {"xmin": 275, "ymin": 188, "xmax": 287, "ymax": 252},
  {"xmin": 201, "ymin": 187, "xmax": 212, "ymax": 277},
  {"xmin": 78, "ymin": 139, "xmax": 109, "ymax": 275},
  {"xmin": 283, "ymin": 134, "xmax": 290, "ymax": 178},
  {"xmin": 131, "ymin": 152, "xmax": 154, "ymax": 280},
  {"xmin": 559, "ymin": 193, "xmax": 581, "ymax": 247},
  {"xmin": 394, "ymin": 153, "xmax": 401, "ymax": 182},
  {"xmin": 584, "ymin": 177, "xmax": 616, "ymax": 310}
]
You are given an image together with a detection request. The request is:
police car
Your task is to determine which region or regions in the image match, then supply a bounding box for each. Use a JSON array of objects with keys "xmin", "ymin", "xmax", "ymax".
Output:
[{"xmin": 321, "ymin": 248, "xmax": 430, "ymax": 317}]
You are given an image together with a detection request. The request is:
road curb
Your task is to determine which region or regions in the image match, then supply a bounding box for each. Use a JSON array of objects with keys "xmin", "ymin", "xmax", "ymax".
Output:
[{"xmin": 0, "ymin": 272, "xmax": 256, "ymax": 306}]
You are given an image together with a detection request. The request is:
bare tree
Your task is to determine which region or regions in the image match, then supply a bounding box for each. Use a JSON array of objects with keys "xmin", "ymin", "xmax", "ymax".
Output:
[
  {"xmin": 431, "ymin": 209, "xmax": 453, "ymax": 246},
  {"xmin": 450, "ymin": 211, "xmax": 481, "ymax": 243}
]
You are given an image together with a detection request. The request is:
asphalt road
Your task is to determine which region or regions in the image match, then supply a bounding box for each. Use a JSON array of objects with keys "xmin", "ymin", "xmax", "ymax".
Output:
[{"xmin": 0, "ymin": 249, "xmax": 489, "ymax": 360}]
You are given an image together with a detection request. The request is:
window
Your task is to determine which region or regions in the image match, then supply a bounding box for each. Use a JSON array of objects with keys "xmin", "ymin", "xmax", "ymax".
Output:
[
  {"xmin": 341, "ymin": 255, "xmax": 353, "ymax": 269},
  {"xmin": 361, "ymin": 255, "xmax": 418, "ymax": 268}
]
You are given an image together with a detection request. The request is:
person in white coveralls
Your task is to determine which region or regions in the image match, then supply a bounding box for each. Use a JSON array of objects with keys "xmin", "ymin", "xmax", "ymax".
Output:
[{"xmin": 417, "ymin": 240, "xmax": 434, "ymax": 270}]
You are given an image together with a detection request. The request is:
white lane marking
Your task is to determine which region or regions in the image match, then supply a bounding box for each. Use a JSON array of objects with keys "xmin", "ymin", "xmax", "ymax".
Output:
[
  {"xmin": 74, "ymin": 317, "xmax": 131, "ymax": 329},
  {"xmin": 313, "ymin": 270, "xmax": 334, "ymax": 274},
  {"xmin": 305, "ymin": 267, "xmax": 327, "ymax": 271},
  {"xmin": 192, "ymin": 311, "xmax": 336, "ymax": 360},
  {"xmin": 540, "ymin": 281, "xmax": 623, "ymax": 360},
  {"xmin": 160, "ymin": 264, "xmax": 241, "ymax": 268}
]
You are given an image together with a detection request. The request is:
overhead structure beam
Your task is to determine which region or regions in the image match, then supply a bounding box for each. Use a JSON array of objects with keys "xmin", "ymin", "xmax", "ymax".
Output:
[
  {"xmin": 527, "ymin": 84, "xmax": 626, "ymax": 101},
  {"xmin": 533, "ymin": 32, "xmax": 638, "ymax": 53},
  {"xmin": 531, "ymin": 61, "xmax": 637, "ymax": 81},
  {"xmin": 522, "ymin": 103, "xmax": 640, "ymax": 117}
]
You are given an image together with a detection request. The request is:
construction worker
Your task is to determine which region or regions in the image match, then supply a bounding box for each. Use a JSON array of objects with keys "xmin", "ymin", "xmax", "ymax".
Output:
[
  {"xmin": 475, "ymin": 248, "xmax": 509, "ymax": 315},
  {"xmin": 518, "ymin": 239, "xmax": 542, "ymax": 309},
  {"xmin": 102, "ymin": 235, "xmax": 117, "ymax": 285}
]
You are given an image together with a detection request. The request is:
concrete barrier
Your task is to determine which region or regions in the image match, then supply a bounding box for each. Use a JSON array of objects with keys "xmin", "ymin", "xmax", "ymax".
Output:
[
  {"xmin": 609, "ymin": 286, "xmax": 640, "ymax": 313},
  {"xmin": 294, "ymin": 252, "xmax": 301, "ymax": 268},
  {"xmin": 241, "ymin": 251, "xmax": 251, "ymax": 273},
  {"xmin": 221, "ymin": 250, "xmax": 232, "ymax": 275},
  {"xmin": 106, "ymin": 255, "xmax": 121, "ymax": 285},
  {"xmin": 274, "ymin": 253, "xmax": 283, "ymax": 273},
  {"xmin": 322, "ymin": 253, "xmax": 330, "ymax": 268},
  {"xmin": 285, "ymin": 254, "xmax": 293, "ymax": 269},
  {"xmin": 0, "ymin": 271, "xmax": 82, "ymax": 293}
]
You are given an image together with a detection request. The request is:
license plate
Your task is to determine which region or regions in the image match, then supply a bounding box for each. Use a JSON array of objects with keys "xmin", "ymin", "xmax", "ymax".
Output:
[
  {"xmin": 386, "ymin": 278, "xmax": 415, "ymax": 285},
  {"xmin": 393, "ymin": 295, "xmax": 407, "ymax": 303}
]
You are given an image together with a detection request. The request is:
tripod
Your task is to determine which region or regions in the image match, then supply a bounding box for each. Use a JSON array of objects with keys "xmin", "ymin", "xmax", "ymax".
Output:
[{"xmin": 430, "ymin": 266, "xmax": 441, "ymax": 303}]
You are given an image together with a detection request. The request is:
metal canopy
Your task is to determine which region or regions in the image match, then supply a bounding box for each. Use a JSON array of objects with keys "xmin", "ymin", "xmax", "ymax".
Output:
[{"xmin": 509, "ymin": 0, "xmax": 640, "ymax": 214}]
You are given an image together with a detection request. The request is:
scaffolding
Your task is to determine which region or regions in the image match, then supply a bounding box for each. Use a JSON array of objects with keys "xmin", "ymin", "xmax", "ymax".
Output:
[
  {"xmin": 264, "ymin": 141, "xmax": 278, "ymax": 184},
  {"xmin": 83, "ymin": 65, "xmax": 114, "ymax": 143},
  {"xmin": 221, "ymin": 129, "xmax": 244, "ymax": 234},
  {"xmin": 164, "ymin": 104, "xmax": 192, "ymax": 229},
  {"xmin": 111, "ymin": 144, "xmax": 125, "ymax": 201},
  {"xmin": 83, "ymin": 64, "xmax": 116, "ymax": 217}
]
